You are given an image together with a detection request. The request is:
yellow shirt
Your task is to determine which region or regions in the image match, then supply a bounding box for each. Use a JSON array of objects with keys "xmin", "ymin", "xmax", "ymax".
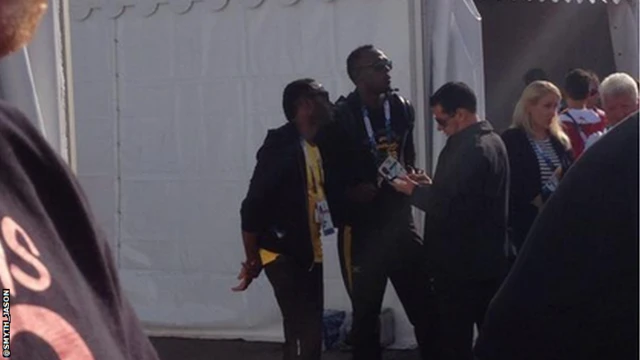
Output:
[
  {"xmin": 304, "ymin": 141, "xmax": 325, "ymax": 263},
  {"xmin": 260, "ymin": 141, "xmax": 325, "ymax": 265}
]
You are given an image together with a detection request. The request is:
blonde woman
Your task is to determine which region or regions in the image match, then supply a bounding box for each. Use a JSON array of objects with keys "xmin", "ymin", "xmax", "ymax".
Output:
[{"xmin": 502, "ymin": 81, "xmax": 574, "ymax": 251}]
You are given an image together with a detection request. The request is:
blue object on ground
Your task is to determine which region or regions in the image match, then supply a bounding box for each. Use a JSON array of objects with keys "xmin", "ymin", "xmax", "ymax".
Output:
[{"xmin": 323, "ymin": 309, "xmax": 347, "ymax": 351}]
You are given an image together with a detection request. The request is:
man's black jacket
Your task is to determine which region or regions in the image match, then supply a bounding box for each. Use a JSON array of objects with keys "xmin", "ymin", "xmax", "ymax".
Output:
[
  {"xmin": 318, "ymin": 90, "xmax": 416, "ymax": 228},
  {"xmin": 241, "ymin": 122, "xmax": 329, "ymax": 268},
  {"xmin": 410, "ymin": 121, "xmax": 510, "ymax": 280}
]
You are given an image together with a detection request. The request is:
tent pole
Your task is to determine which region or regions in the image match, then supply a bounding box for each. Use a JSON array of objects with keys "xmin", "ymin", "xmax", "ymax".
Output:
[
  {"xmin": 409, "ymin": 0, "xmax": 430, "ymax": 235},
  {"xmin": 420, "ymin": 0, "xmax": 434, "ymax": 175},
  {"xmin": 59, "ymin": 0, "xmax": 77, "ymax": 173},
  {"xmin": 410, "ymin": 0, "xmax": 427, "ymax": 174}
]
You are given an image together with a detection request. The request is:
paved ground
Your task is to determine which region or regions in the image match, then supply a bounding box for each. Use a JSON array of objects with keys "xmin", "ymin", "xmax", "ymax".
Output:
[{"xmin": 150, "ymin": 337, "xmax": 421, "ymax": 360}]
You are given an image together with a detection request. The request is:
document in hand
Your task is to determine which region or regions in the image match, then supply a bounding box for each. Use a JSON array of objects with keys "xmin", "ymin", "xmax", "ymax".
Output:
[{"xmin": 378, "ymin": 155, "xmax": 407, "ymax": 182}]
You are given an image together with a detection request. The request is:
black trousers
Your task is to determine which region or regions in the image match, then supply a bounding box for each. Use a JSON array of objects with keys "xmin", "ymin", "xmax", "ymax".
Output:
[
  {"xmin": 433, "ymin": 276, "xmax": 503, "ymax": 360},
  {"xmin": 265, "ymin": 256, "xmax": 323, "ymax": 360},
  {"xmin": 337, "ymin": 216, "xmax": 438, "ymax": 360}
]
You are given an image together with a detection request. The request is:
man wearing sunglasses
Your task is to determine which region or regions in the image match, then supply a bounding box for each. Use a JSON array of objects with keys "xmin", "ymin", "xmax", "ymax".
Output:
[
  {"xmin": 323, "ymin": 45, "xmax": 436, "ymax": 360},
  {"xmin": 391, "ymin": 82, "xmax": 510, "ymax": 360}
]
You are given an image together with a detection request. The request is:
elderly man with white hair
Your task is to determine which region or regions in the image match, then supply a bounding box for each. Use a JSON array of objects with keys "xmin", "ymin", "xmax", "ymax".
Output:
[
  {"xmin": 583, "ymin": 72, "xmax": 639, "ymax": 151},
  {"xmin": 600, "ymin": 72, "xmax": 639, "ymax": 127}
]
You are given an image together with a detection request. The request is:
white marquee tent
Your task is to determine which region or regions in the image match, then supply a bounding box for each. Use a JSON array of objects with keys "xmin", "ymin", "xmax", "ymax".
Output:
[{"xmin": 0, "ymin": 0, "xmax": 637, "ymax": 349}]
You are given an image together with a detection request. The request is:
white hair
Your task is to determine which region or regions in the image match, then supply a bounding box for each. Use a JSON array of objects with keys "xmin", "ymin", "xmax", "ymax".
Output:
[{"xmin": 599, "ymin": 73, "xmax": 639, "ymax": 105}]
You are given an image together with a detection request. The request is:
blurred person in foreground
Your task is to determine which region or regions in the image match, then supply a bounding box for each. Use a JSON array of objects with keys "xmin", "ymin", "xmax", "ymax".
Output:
[
  {"xmin": 391, "ymin": 82, "xmax": 509, "ymax": 360},
  {"xmin": 474, "ymin": 111, "xmax": 639, "ymax": 360},
  {"xmin": 0, "ymin": 1, "xmax": 159, "ymax": 359},
  {"xmin": 234, "ymin": 79, "xmax": 334, "ymax": 360},
  {"xmin": 501, "ymin": 81, "xmax": 573, "ymax": 252},
  {"xmin": 583, "ymin": 72, "xmax": 639, "ymax": 151}
]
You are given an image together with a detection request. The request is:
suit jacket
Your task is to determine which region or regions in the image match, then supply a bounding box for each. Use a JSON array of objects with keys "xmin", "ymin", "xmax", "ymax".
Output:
[{"xmin": 501, "ymin": 128, "xmax": 573, "ymax": 250}]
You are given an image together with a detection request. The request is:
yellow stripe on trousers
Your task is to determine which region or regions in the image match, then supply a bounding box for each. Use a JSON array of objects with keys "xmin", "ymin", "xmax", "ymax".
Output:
[{"xmin": 343, "ymin": 225, "xmax": 353, "ymax": 293}]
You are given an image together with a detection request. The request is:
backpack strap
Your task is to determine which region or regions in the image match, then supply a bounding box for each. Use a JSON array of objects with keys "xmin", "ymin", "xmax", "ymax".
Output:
[
  {"xmin": 393, "ymin": 93, "xmax": 414, "ymax": 127},
  {"xmin": 390, "ymin": 93, "xmax": 414, "ymax": 166},
  {"xmin": 562, "ymin": 110, "xmax": 588, "ymax": 143}
]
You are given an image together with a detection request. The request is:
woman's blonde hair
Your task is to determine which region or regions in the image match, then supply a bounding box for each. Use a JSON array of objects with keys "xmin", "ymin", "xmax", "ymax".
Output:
[{"xmin": 511, "ymin": 80, "xmax": 571, "ymax": 149}]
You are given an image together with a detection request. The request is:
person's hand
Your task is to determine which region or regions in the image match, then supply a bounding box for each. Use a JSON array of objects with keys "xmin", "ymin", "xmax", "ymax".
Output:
[
  {"xmin": 408, "ymin": 171, "xmax": 432, "ymax": 185},
  {"xmin": 406, "ymin": 167, "xmax": 432, "ymax": 185},
  {"xmin": 231, "ymin": 259, "xmax": 262, "ymax": 292},
  {"xmin": 346, "ymin": 183, "xmax": 378, "ymax": 203},
  {"xmin": 391, "ymin": 175, "xmax": 417, "ymax": 195}
]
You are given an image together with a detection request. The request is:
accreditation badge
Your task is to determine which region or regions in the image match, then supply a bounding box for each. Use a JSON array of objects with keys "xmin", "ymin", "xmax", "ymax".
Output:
[
  {"xmin": 378, "ymin": 155, "xmax": 407, "ymax": 182},
  {"xmin": 315, "ymin": 200, "xmax": 335, "ymax": 236}
]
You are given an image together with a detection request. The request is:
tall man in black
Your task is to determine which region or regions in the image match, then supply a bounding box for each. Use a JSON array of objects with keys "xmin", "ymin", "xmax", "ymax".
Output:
[
  {"xmin": 327, "ymin": 45, "xmax": 435, "ymax": 360},
  {"xmin": 392, "ymin": 82, "xmax": 510, "ymax": 360},
  {"xmin": 234, "ymin": 79, "xmax": 334, "ymax": 360}
]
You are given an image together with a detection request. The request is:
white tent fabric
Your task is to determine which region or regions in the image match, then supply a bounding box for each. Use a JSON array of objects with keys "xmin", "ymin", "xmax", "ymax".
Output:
[
  {"xmin": 488, "ymin": 0, "xmax": 623, "ymax": 3},
  {"xmin": 70, "ymin": 0, "xmax": 426, "ymax": 347},
  {"xmin": 0, "ymin": 50, "xmax": 46, "ymax": 136},
  {"xmin": 607, "ymin": 0, "xmax": 640, "ymax": 78},
  {"xmin": 67, "ymin": 0, "xmax": 487, "ymax": 349},
  {"xmin": 423, "ymin": 0, "xmax": 486, "ymax": 166},
  {"xmin": 68, "ymin": 0, "xmax": 488, "ymax": 347},
  {"xmin": 0, "ymin": 0, "xmax": 68, "ymax": 158}
]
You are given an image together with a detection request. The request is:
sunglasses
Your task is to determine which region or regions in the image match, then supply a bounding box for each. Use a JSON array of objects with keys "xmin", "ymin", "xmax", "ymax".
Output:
[
  {"xmin": 435, "ymin": 117, "xmax": 448, "ymax": 127},
  {"xmin": 360, "ymin": 59, "xmax": 393, "ymax": 72}
]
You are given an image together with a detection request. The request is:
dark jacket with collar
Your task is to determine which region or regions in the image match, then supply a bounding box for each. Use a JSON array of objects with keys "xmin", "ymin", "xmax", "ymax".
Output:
[
  {"xmin": 321, "ymin": 90, "xmax": 416, "ymax": 228},
  {"xmin": 501, "ymin": 127, "xmax": 573, "ymax": 250},
  {"xmin": 411, "ymin": 121, "xmax": 509, "ymax": 280},
  {"xmin": 241, "ymin": 122, "xmax": 329, "ymax": 269}
]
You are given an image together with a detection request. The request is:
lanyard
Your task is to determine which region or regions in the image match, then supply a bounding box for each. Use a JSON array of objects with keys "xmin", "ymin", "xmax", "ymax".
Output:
[
  {"xmin": 530, "ymin": 138, "xmax": 557, "ymax": 171},
  {"xmin": 362, "ymin": 99, "xmax": 393, "ymax": 159},
  {"xmin": 564, "ymin": 111, "xmax": 588, "ymax": 143}
]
